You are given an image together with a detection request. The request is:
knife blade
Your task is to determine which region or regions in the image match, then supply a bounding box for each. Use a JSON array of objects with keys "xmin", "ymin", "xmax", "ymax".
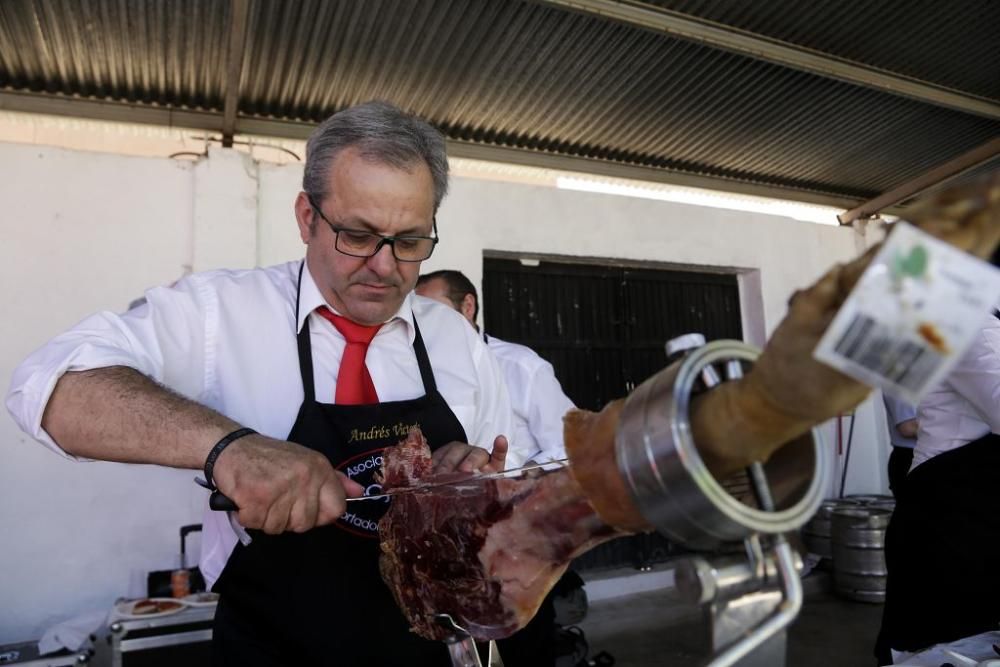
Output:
[
  {"xmin": 203, "ymin": 459, "xmax": 569, "ymax": 510},
  {"xmin": 344, "ymin": 458, "xmax": 569, "ymax": 501}
]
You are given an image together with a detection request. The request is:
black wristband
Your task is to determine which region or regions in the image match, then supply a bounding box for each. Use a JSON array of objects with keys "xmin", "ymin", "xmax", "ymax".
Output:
[{"xmin": 202, "ymin": 428, "xmax": 256, "ymax": 491}]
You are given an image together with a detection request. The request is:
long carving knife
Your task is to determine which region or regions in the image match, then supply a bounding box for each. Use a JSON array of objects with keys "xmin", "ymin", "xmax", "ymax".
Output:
[
  {"xmin": 202, "ymin": 459, "xmax": 568, "ymax": 510},
  {"xmin": 344, "ymin": 458, "xmax": 569, "ymax": 502}
]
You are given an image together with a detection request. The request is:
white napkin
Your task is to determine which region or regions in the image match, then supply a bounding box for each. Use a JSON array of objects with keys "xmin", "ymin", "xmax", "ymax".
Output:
[
  {"xmin": 891, "ymin": 630, "xmax": 1000, "ymax": 665},
  {"xmin": 37, "ymin": 608, "xmax": 107, "ymax": 655}
]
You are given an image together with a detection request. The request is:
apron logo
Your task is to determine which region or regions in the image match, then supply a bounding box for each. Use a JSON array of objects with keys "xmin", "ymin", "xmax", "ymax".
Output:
[
  {"xmin": 334, "ymin": 422, "xmax": 420, "ymax": 538},
  {"xmin": 345, "ymin": 455, "xmax": 384, "ymax": 478},
  {"xmin": 339, "ymin": 511, "xmax": 380, "ymax": 533},
  {"xmin": 335, "ymin": 448, "xmax": 394, "ymax": 538},
  {"xmin": 348, "ymin": 421, "xmax": 421, "ymax": 443}
]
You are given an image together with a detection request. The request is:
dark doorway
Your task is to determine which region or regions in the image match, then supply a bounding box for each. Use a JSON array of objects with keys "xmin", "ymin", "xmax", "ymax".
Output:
[
  {"xmin": 482, "ymin": 256, "xmax": 744, "ymax": 571},
  {"xmin": 482, "ymin": 257, "xmax": 743, "ymax": 410}
]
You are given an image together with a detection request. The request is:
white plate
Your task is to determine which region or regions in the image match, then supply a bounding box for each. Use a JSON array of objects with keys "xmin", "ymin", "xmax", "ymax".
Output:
[
  {"xmin": 182, "ymin": 592, "xmax": 220, "ymax": 607},
  {"xmin": 114, "ymin": 597, "xmax": 188, "ymax": 619}
]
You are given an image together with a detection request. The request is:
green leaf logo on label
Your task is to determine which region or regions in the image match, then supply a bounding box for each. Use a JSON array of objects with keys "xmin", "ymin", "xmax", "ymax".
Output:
[{"xmin": 893, "ymin": 245, "xmax": 929, "ymax": 280}]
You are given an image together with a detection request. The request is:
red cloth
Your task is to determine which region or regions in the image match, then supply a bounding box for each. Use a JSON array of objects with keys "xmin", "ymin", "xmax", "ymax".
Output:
[{"xmin": 315, "ymin": 306, "xmax": 382, "ymax": 405}]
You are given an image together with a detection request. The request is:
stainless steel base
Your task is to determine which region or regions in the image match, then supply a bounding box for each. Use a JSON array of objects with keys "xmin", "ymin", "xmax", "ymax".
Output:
[{"xmin": 708, "ymin": 590, "xmax": 787, "ymax": 667}]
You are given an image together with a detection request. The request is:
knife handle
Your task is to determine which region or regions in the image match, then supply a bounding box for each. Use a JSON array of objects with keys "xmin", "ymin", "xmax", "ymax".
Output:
[
  {"xmin": 196, "ymin": 476, "xmax": 239, "ymax": 511},
  {"xmin": 209, "ymin": 491, "xmax": 238, "ymax": 512}
]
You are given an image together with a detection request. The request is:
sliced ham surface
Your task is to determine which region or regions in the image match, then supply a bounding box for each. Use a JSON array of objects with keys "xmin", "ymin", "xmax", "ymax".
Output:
[{"xmin": 378, "ymin": 427, "xmax": 620, "ymax": 640}]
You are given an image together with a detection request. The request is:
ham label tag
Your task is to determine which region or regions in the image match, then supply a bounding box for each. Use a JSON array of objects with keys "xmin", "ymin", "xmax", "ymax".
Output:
[{"xmin": 814, "ymin": 222, "xmax": 1000, "ymax": 404}]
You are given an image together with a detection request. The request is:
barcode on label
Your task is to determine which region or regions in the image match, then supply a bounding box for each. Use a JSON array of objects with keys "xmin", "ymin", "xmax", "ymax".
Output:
[{"xmin": 832, "ymin": 313, "xmax": 943, "ymax": 392}]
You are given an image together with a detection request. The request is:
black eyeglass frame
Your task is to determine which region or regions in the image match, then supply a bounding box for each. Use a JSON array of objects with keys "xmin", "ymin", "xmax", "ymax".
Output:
[{"xmin": 306, "ymin": 194, "xmax": 439, "ymax": 262}]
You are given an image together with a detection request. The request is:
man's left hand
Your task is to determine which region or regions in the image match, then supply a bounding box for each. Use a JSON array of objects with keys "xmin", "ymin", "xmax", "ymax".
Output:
[{"xmin": 431, "ymin": 435, "xmax": 509, "ymax": 474}]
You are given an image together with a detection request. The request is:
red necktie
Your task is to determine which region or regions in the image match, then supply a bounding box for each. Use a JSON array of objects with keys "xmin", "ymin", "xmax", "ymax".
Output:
[{"xmin": 315, "ymin": 307, "xmax": 382, "ymax": 405}]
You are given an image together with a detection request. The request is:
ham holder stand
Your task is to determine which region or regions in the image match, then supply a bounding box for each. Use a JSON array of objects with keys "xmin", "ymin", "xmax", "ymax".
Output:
[
  {"xmin": 441, "ymin": 335, "xmax": 830, "ymax": 667},
  {"xmin": 617, "ymin": 336, "xmax": 828, "ymax": 666}
]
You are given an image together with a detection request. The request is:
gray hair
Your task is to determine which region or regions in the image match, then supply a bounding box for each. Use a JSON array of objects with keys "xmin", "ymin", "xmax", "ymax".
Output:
[{"xmin": 303, "ymin": 101, "xmax": 449, "ymax": 212}]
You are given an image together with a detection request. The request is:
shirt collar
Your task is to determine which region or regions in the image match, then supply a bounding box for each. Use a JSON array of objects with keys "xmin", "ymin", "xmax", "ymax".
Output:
[{"xmin": 296, "ymin": 258, "xmax": 416, "ymax": 343}]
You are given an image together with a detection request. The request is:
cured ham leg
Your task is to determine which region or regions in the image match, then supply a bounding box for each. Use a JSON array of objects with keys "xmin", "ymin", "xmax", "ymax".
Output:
[
  {"xmin": 563, "ymin": 173, "xmax": 1000, "ymax": 531},
  {"xmin": 694, "ymin": 173, "xmax": 1000, "ymax": 478},
  {"xmin": 379, "ymin": 173, "xmax": 1000, "ymax": 639}
]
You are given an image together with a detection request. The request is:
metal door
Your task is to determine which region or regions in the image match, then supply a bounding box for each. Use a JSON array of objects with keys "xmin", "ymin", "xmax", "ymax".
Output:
[
  {"xmin": 482, "ymin": 257, "xmax": 743, "ymax": 571},
  {"xmin": 482, "ymin": 258, "xmax": 742, "ymax": 409}
]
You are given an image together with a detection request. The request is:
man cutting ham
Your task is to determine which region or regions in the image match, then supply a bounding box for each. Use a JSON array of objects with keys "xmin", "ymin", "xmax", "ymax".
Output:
[{"xmin": 6, "ymin": 101, "xmax": 514, "ymax": 665}]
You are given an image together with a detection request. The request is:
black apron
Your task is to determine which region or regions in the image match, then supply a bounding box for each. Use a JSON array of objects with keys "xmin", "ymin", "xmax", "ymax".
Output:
[
  {"xmin": 212, "ymin": 266, "xmax": 467, "ymax": 666},
  {"xmin": 886, "ymin": 445, "xmax": 914, "ymax": 498},
  {"xmin": 875, "ymin": 432, "xmax": 1000, "ymax": 660}
]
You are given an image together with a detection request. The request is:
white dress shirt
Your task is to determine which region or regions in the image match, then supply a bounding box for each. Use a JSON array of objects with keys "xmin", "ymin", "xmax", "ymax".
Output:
[
  {"xmin": 912, "ymin": 316, "xmax": 1000, "ymax": 471},
  {"xmin": 484, "ymin": 335, "xmax": 574, "ymax": 468},
  {"xmin": 6, "ymin": 259, "xmax": 513, "ymax": 587}
]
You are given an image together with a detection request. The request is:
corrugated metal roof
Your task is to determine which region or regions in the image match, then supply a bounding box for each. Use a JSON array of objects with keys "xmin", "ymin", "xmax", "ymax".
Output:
[
  {"xmin": 651, "ymin": 0, "xmax": 1000, "ymax": 101},
  {"xmin": 0, "ymin": 0, "xmax": 230, "ymax": 109},
  {"xmin": 0, "ymin": 0, "xmax": 996, "ymax": 211}
]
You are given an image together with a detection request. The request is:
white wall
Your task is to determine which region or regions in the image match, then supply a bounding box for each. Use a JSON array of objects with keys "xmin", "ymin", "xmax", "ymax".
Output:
[
  {"xmin": 0, "ymin": 144, "xmax": 202, "ymax": 640},
  {"xmin": 0, "ymin": 141, "xmax": 890, "ymax": 643}
]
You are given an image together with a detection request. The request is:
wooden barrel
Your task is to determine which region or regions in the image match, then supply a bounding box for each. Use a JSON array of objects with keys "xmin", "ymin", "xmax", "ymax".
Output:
[{"xmin": 831, "ymin": 507, "xmax": 892, "ymax": 603}]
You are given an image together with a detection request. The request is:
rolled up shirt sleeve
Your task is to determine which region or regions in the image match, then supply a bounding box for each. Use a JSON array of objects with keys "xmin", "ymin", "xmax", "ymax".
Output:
[
  {"xmin": 883, "ymin": 394, "xmax": 917, "ymax": 426},
  {"xmin": 5, "ymin": 276, "xmax": 216, "ymax": 459}
]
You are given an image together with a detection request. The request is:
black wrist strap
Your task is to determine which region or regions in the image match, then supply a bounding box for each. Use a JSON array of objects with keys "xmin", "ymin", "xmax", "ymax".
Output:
[{"xmin": 201, "ymin": 428, "xmax": 256, "ymax": 491}]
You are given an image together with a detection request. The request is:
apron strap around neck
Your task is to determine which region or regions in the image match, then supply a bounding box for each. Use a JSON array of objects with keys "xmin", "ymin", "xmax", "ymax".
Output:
[
  {"xmin": 411, "ymin": 318, "xmax": 437, "ymax": 395},
  {"xmin": 294, "ymin": 262, "xmax": 316, "ymax": 403}
]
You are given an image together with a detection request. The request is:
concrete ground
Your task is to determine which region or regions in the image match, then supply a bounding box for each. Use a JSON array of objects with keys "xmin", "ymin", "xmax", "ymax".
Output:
[{"xmin": 570, "ymin": 570, "xmax": 884, "ymax": 666}]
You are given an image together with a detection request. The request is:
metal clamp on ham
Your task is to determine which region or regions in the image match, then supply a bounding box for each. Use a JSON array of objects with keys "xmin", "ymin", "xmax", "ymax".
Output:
[{"xmin": 613, "ymin": 335, "xmax": 830, "ymax": 667}]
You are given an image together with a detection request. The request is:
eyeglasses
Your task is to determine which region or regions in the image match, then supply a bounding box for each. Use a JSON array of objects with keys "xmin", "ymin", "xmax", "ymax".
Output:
[{"xmin": 307, "ymin": 194, "xmax": 438, "ymax": 262}]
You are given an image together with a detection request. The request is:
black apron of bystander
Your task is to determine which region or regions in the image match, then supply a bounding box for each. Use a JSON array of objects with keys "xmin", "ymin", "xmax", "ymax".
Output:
[{"xmin": 875, "ymin": 432, "xmax": 1000, "ymax": 661}]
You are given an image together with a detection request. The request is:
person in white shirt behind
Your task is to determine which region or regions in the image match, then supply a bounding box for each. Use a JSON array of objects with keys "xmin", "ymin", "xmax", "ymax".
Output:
[
  {"xmin": 416, "ymin": 269, "xmax": 575, "ymax": 469},
  {"xmin": 881, "ymin": 393, "xmax": 918, "ymax": 497},
  {"xmin": 416, "ymin": 268, "xmax": 577, "ymax": 667},
  {"xmin": 875, "ymin": 293, "xmax": 1000, "ymax": 663}
]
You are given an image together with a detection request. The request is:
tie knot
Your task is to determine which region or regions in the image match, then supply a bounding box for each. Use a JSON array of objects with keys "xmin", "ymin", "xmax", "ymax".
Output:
[{"xmin": 316, "ymin": 306, "xmax": 382, "ymax": 345}]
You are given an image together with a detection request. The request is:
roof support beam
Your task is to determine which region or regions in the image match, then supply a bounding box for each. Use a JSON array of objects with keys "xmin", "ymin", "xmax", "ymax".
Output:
[
  {"xmin": 536, "ymin": 0, "xmax": 1000, "ymax": 121},
  {"xmin": 0, "ymin": 91, "xmax": 875, "ymax": 213},
  {"xmin": 0, "ymin": 90, "xmax": 224, "ymax": 131},
  {"xmin": 838, "ymin": 137, "xmax": 1000, "ymax": 224},
  {"xmin": 445, "ymin": 142, "xmax": 862, "ymax": 212},
  {"xmin": 221, "ymin": 0, "xmax": 250, "ymax": 148}
]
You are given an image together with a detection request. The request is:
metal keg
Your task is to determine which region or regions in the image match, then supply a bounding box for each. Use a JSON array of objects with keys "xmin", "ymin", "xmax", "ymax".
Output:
[
  {"xmin": 801, "ymin": 500, "xmax": 839, "ymax": 559},
  {"xmin": 831, "ymin": 507, "xmax": 892, "ymax": 603},
  {"xmin": 843, "ymin": 494, "xmax": 895, "ymax": 510}
]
